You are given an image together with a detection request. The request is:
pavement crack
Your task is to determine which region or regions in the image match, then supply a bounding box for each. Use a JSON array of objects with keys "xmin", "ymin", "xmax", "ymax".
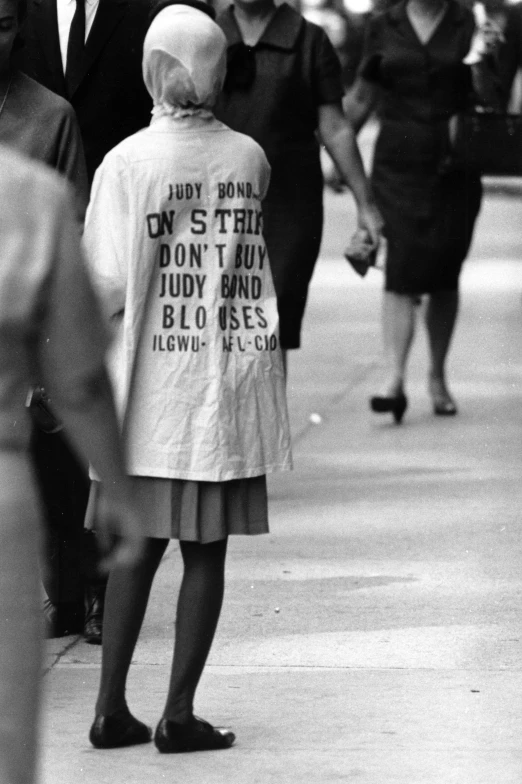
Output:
[{"xmin": 43, "ymin": 636, "xmax": 82, "ymax": 676}]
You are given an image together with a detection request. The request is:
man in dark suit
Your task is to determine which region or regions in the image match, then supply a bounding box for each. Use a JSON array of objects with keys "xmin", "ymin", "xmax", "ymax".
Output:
[
  {"xmin": 21, "ymin": 0, "xmax": 153, "ymax": 182},
  {"xmin": 19, "ymin": 0, "xmax": 154, "ymax": 643}
]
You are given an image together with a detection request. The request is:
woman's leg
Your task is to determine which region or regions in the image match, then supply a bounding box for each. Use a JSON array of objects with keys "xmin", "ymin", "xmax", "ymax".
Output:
[
  {"xmin": 425, "ymin": 289, "xmax": 459, "ymax": 384},
  {"xmin": 162, "ymin": 538, "xmax": 228, "ymax": 723},
  {"xmin": 95, "ymin": 537, "xmax": 168, "ymax": 715},
  {"xmin": 380, "ymin": 291, "xmax": 417, "ymax": 395}
]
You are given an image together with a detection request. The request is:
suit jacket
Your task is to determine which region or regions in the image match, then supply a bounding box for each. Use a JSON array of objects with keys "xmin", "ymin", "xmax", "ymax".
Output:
[{"xmin": 20, "ymin": 0, "xmax": 154, "ymax": 182}]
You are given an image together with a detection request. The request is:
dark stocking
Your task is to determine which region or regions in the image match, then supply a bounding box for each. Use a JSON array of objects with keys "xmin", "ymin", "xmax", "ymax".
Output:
[
  {"xmin": 162, "ymin": 538, "xmax": 228, "ymax": 723},
  {"xmin": 425, "ymin": 289, "xmax": 459, "ymax": 381},
  {"xmin": 95, "ymin": 537, "xmax": 169, "ymax": 716}
]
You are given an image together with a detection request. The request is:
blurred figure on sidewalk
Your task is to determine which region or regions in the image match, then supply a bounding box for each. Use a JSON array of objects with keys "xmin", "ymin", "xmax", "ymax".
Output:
[
  {"xmin": 344, "ymin": 0, "xmax": 503, "ymax": 423},
  {"xmin": 497, "ymin": 1, "xmax": 522, "ymax": 110},
  {"xmin": 19, "ymin": 0, "xmax": 154, "ymax": 643},
  {"xmin": 215, "ymin": 0, "xmax": 382, "ymax": 374},
  {"xmin": 0, "ymin": 145, "xmax": 143, "ymax": 784}
]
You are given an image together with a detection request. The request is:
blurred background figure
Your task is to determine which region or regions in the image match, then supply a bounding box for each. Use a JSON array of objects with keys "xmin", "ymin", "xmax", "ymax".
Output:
[
  {"xmin": 18, "ymin": 0, "xmax": 154, "ymax": 644},
  {"xmin": 214, "ymin": 0, "xmax": 382, "ymax": 371},
  {"xmin": 495, "ymin": 0, "xmax": 522, "ymax": 110},
  {"xmin": 299, "ymin": 0, "xmax": 371, "ymax": 88},
  {"xmin": 0, "ymin": 145, "xmax": 142, "ymax": 784},
  {"xmin": 344, "ymin": 0, "xmax": 503, "ymax": 423},
  {"xmin": 459, "ymin": 0, "xmax": 522, "ymax": 110}
]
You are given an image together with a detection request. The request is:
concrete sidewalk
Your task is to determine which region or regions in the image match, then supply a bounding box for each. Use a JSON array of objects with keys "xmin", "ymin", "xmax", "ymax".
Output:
[{"xmin": 41, "ymin": 194, "xmax": 522, "ymax": 783}]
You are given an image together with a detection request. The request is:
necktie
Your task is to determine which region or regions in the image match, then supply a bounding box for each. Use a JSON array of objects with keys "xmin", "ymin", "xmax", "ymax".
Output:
[{"xmin": 65, "ymin": 0, "xmax": 86, "ymax": 97}]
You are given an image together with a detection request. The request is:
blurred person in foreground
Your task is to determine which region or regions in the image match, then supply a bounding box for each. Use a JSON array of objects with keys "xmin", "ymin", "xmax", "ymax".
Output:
[
  {"xmin": 0, "ymin": 0, "xmax": 94, "ymax": 641},
  {"xmin": 19, "ymin": 0, "xmax": 155, "ymax": 644},
  {"xmin": 344, "ymin": 0, "xmax": 503, "ymax": 422},
  {"xmin": 0, "ymin": 145, "xmax": 143, "ymax": 784}
]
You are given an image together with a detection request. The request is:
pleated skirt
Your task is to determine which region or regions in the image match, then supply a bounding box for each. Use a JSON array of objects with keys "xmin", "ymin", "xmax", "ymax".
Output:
[{"xmin": 87, "ymin": 475, "xmax": 268, "ymax": 544}]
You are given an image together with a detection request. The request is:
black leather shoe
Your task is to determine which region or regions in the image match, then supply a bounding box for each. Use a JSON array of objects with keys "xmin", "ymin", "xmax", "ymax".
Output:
[
  {"xmin": 83, "ymin": 586, "xmax": 105, "ymax": 645},
  {"xmin": 89, "ymin": 707, "xmax": 152, "ymax": 749},
  {"xmin": 154, "ymin": 716, "xmax": 235, "ymax": 753},
  {"xmin": 370, "ymin": 393, "xmax": 408, "ymax": 424},
  {"xmin": 44, "ymin": 599, "xmax": 84, "ymax": 638}
]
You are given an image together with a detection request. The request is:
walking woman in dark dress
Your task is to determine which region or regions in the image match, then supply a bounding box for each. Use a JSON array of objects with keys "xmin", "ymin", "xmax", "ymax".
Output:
[
  {"xmin": 344, "ymin": 0, "xmax": 502, "ymax": 422},
  {"xmin": 214, "ymin": 0, "xmax": 382, "ymax": 365}
]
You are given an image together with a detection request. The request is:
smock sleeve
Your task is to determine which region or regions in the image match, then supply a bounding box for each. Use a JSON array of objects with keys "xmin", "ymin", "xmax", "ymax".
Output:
[
  {"xmin": 357, "ymin": 16, "xmax": 383, "ymax": 84},
  {"xmin": 39, "ymin": 184, "xmax": 110, "ymax": 408},
  {"xmin": 83, "ymin": 159, "xmax": 130, "ymax": 326},
  {"xmin": 311, "ymin": 27, "xmax": 344, "ymax": 106}
]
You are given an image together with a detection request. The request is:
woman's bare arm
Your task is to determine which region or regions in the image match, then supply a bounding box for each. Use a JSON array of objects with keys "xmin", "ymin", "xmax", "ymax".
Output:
[{"xmin": 318, "ymin": 97, "xmax": 383, "ymax": 244}]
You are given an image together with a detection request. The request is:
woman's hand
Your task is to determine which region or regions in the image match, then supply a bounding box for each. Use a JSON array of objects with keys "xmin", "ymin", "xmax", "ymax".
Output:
[
  {"xmin": 480, "ymin": 18, "xmax": 504, "ymax": 55},
  {"xmin": 357, "ymin": 201, "xmax": 384, "ymax": 247},
  {"xmin": 96, "ymin": 481, "xmax": 145, "ymax": 572},
  {"xmin": 465, "ymin": 9, "xmax": 505, "ymax": 64}
]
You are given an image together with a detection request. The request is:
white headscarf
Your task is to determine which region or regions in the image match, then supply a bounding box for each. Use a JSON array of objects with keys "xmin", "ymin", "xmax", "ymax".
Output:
[{"xmin": 143, "ymin": 4, "xmax": 227, "ymax": 121}]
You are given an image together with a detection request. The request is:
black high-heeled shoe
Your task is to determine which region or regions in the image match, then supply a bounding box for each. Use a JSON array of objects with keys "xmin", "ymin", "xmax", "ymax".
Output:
[
  {"xmin": 370, "ymin": 393, "xmax": 408, "ymax": 424},
  {"xmin": 154, "ymin": 716, "xmax": 235, "ymax": 753},
  {"xmin": 89, "ymin": 706, "xmax": 152, "ymax": 749}
]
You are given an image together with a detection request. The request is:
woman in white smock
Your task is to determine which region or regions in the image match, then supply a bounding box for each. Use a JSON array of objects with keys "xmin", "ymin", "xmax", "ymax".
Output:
[{"xmin": 84, "ymin": 2, "xmax": 292, "ymax": 753}]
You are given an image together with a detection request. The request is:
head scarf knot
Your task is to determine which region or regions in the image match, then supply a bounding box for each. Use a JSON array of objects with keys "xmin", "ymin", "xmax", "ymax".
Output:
[{"xmin": 143, "ymin": 4, "xmax": 227, "ymax": 121}]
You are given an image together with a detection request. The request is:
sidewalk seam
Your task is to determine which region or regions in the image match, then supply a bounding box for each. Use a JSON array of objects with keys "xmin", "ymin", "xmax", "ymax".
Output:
[{"xmin": 292, "ymin": 359, "xmax": 379, "ymax": 446}]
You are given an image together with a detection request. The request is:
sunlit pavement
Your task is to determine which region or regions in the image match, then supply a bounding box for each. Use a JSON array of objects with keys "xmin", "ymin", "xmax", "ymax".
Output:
[{"xmin": 41, "ymin": 188, "xmax": 522, "ymax": 784}]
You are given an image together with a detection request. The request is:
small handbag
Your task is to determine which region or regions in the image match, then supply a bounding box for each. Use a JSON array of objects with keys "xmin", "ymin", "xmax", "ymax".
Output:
[{"xmin": 448, "ymin": 109, "xmax": 522, "ymax": 176}]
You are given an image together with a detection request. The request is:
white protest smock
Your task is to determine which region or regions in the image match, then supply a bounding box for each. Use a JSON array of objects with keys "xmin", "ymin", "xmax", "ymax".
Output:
[{"xmin": 84, "ymin": 115, "xmax": 292, "ymax": 481}]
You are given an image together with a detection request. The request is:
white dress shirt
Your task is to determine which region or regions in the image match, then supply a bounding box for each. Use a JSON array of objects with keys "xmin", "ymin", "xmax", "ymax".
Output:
[{"xmin": 57, "ymin": 0, "xmax": 100, "ymax": 72}]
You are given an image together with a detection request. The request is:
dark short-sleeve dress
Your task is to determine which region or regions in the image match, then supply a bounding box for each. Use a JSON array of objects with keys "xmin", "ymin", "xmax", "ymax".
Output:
[
  {"xmin": 359, "ymin": 0, "xmax": 483, "ymax": 294},
  {"xmin": 215, "ymin": 3, "xmax": 343, "ymax": 349}
]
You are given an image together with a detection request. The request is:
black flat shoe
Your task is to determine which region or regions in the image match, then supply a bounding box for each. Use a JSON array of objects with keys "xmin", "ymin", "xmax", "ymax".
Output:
[
  {"xmin": 154, "ymin": 716, "xmax": 235, "ymax": 753},
  {"xmin": 89, "ymin": 707, "xmax": 152, "ymax": 749},
  {"xmin": 370, "ymin": 393, "xmax": 408, "ymax": 424}
]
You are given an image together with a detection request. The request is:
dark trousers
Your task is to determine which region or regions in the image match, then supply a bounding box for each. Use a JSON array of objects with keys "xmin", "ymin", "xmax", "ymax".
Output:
[{"xmin": 30, "ymin": 426, "xmax": 105, "ymax": 614}]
